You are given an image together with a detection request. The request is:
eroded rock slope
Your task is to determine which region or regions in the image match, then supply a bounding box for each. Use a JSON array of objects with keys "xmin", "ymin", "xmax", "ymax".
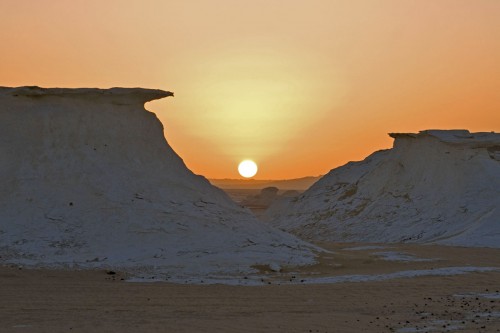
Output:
[
  {"xmin": 266, "ymin": 130, "xmax": 500, "ymax": 247},
  {"xmin": 0, "ymin": 86, "xmax": 316, "ymax": 279}
]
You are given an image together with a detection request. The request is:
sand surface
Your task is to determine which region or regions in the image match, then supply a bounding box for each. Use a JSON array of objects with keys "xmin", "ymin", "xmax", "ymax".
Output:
[{"xmin": 2, "ymin": 243, "xmax": 500, "ymax": 333}]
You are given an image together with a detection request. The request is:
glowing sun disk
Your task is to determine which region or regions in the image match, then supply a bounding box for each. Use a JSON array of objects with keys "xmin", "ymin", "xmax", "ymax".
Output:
[{"xmin": 238, "ymin": 160, "xmax": 258, "ymax": 178}]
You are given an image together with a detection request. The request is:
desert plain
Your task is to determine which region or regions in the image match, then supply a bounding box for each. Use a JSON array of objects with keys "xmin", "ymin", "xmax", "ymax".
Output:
[{"xmin": 2, "ymin": 241, "xmax": 500, "ymax": 333}]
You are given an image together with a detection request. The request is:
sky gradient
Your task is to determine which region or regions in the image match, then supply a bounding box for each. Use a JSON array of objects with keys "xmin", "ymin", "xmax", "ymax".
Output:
[{"xmin": 1, "ymin": 0, "xmax": 499, "ymax": 179}]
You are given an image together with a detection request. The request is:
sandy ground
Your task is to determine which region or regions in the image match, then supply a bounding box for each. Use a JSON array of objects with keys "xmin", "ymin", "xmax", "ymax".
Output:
[{"xmin": 2, "ymin": 243, "xmax": 500, "ymax": 333}]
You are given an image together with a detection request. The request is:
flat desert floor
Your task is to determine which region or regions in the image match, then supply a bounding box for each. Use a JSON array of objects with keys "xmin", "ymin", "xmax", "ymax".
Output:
[{"xmin": 1, "ymin": 243, "xmax": 500, "ymax": 333}]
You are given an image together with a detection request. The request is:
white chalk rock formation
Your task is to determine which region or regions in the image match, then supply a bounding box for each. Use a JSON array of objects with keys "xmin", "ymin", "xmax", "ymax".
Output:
[
  {"xmin": 266, "ymin": 130, "xmax": 500, "ymax": 247},
  {"xmin": 0, "ymin": 86, "xmax": 316, "ymax": 279}
]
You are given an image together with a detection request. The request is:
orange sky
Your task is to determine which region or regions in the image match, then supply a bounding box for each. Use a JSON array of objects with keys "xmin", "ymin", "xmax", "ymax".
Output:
[{"xmin": 1, "ymin": 0, "xmax": 499, "ymax": 179}]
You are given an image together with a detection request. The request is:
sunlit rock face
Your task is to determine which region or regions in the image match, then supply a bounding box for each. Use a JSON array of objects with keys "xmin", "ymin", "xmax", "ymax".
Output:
[
  {"xmin": 266, "ymin": 130, "xmax": 500, "ymax": 248},
  {"xmin": 0, "ymin": 86, "xmax": 316, "ymax": 279}
]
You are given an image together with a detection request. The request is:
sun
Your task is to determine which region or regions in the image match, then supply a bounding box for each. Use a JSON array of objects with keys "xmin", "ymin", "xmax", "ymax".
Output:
[{"xmin": 238, "ymin": 160, "xmax": 258, "ymax": 178}]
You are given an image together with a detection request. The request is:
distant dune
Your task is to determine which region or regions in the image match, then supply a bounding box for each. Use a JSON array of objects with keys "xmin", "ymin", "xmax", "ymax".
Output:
[{"xmin": 209, "ymin": 176, "xmax": 321, "ymax": 190}]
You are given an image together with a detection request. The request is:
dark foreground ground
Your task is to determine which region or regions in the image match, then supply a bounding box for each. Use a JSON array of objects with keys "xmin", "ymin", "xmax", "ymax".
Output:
[{"xmin": 1, "ymin": 243, "xmax": 500, "ymax": 333}]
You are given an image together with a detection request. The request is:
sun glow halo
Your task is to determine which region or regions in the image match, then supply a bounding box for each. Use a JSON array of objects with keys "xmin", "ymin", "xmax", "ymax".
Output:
[{"xmin": 238, "ymin": 160, "xmax": 258, "ymax": 178}]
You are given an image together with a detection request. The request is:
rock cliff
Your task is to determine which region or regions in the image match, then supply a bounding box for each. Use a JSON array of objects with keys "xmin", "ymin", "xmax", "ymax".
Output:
[
  {"xmin": 0, "ymin": 86, "xmax": 316, "ymax": 280},
  {"xmin": 266, "ymin": 130, "xmax": 500, "ymax": 247}
]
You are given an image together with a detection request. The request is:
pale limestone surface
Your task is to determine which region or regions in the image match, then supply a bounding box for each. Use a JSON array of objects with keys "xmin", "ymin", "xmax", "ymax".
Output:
[
  {"xmin": 0, "ymin": 86, "xmax": 316, "ymax": 279},
  {"xmin": 266, "ymin": 130, "xmax": 500, "ymax": 247}
]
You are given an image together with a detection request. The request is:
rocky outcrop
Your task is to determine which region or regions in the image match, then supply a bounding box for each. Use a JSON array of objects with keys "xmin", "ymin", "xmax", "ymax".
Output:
[
  {"xmin": 0, "ymin": 86, "xmax": 316, "ymax": 280},
  {"xmin": 265, "ymin": 130, "xmax": 500, "ymax": 247},
  {"xmin": 241, "ymin": 187, "xmax": 280, "ymax": 208}
]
